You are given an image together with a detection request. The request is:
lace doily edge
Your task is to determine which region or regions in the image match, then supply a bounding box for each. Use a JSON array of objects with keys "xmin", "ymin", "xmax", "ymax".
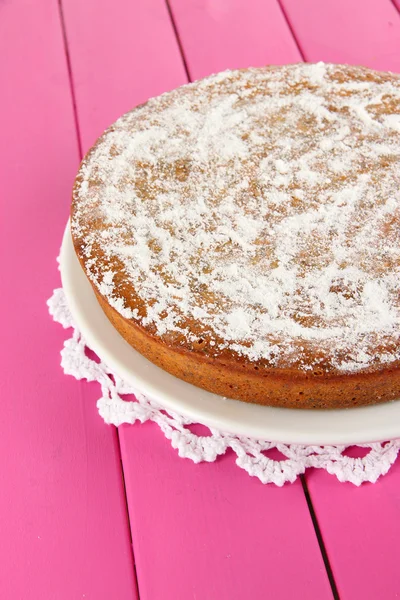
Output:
[{"xmin": 48, "ymin": 287, "xmax": 400, "ymax": 486}]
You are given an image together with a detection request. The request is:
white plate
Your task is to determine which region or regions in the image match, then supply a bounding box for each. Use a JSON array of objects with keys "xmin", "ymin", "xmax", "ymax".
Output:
[{"xmin": 60, "ymin": 222, "xmax": 400, "ymax": 444}]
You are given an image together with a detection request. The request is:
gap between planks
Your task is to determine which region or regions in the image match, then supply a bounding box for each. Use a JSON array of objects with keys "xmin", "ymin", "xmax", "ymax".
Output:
[
  {"xmin": 165, "ymin": 0, "xmax": 191, "ymax": 81},
  {"xmin": 117, "ymin": 429, "xmax": 141, "ymax": 599},
  {"xmin": 390, "ymin": 0, "xmax": 400, "ymax": 15},
  {"xmin": 301, "ymin": 476, "xmax": 340, "ymax": 600},
  {"xmin": 276, "ymin": 0, "xmax": 306, "ymax": 60},
  {"xmin": 57, "ymin": 0, "xmax": 83, "ymax": 159}
]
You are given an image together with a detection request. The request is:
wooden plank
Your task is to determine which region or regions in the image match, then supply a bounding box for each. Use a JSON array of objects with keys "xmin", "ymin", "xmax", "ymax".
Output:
[
  {"xmin": 62, "ymin": 0, "xmax": 187, "ymax": 152},
  {"xmin": 306, "ymin": 464, "xmax": 400, "ymax": 600},
  {"xmin": 169, "ymin": 0, "xmax": 301, "ymax": 79},
  {"xmin": 278, "ymin": 1, "xmax": 400, "ymax": 598},
  {"xmin": 62, "ymin": 0, "xmax": 334, "ymax": 597},
  {"xmin": 0, "ymin": 1, "xmax": 137, "ymax": 598},
  {"xmin": 120, "ymin": 424, "xmax": 333, "ymax": 600},
  {"xmin": 280, "ymin": 0, "xmax": 400, "ymax": 70}
]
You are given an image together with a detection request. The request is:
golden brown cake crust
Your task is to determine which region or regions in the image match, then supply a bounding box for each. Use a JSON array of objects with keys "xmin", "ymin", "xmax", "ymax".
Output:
[{"xmin": 71, "ymin": 63, "xmax": 400, "ymax": 408}]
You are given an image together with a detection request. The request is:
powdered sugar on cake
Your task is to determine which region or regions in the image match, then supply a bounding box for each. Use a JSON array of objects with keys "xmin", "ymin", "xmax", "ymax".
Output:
[{"xmin": 72, "ymin": 63, "xmax": 400, "ymax": 373}]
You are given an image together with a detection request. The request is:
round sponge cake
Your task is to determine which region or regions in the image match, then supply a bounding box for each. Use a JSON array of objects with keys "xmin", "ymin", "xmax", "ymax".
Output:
[{"xmin": 71, "ymin": 63, "xmax": 400, "ymax": 408}]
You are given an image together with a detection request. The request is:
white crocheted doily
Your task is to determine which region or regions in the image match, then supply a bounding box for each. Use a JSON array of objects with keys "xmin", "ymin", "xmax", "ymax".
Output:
[{"xmin": 48, "ymin": 288, "xmax": 400, "ymax": 486}]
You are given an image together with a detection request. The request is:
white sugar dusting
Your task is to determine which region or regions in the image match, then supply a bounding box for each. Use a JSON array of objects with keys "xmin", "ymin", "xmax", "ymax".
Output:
[{"xmin": 72, "ymin": 63, "xmax": 400, "ymax": 373}]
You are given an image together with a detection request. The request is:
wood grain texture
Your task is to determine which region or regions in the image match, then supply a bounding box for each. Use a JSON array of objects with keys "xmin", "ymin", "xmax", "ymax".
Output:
[
  {"xmin": 0, "ymin": 1, "xmax": 137, "ymax": 598},
  {"xmin": 279, "ymin": 1, "xmax": 400, "ymax": 598},
  {"xmin": 62, "ymin": 0, "xmax": 334, "ymax": 598},
  {"xmin": 168, "ymin": 0, "xmax": 301, "ymax": 79}
]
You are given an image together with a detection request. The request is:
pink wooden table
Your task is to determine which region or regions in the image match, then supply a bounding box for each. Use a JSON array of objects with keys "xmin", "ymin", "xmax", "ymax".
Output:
[{"xmin": 2, "ymin": 0, "xmax": 400, "ymax": 598}]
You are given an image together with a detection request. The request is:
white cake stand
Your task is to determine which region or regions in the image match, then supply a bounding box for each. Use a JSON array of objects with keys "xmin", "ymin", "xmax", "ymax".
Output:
[{"xmin": 60, "ymin": 222, "xmax": 400, "ymax": 445}]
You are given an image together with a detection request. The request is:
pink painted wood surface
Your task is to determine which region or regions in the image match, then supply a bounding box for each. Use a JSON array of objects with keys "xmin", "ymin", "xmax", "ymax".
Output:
[
  {"xmin": 169, "ymin": 0, "xmax": 301, "ymax": 79},
  {"xmin": 0, "ymin": 1, "xmax": 137, "ymax": 598},
  {"xmin": 280, "ymin": 0, "xmax": 400, "ymax": 71},
  {"xmin": 10, "ymin": 0, "xmax": 400, "ymax": 598},
  {"xmin": 307, "ymin": 465, "xmax": 400, "ymax": 600},
  {"xmin": 120, "ymin": 423, "xmax": 333, "ymax": 600},
  {"xmin": 280, "ymin": 1, "xmax": 400, "ymax": 598},
  {"xmin": 61, "ymin": 0, "xmax": 333, "ymax": 598},
  {"xmin": 62, "ymin": 0, "xmax": 187, "ymax": 153}
]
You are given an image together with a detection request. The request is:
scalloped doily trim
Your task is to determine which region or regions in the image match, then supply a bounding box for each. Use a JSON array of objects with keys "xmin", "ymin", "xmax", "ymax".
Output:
[{"xmin": 48, "ymin": 287, "xmax": 400, "ymax": 486}]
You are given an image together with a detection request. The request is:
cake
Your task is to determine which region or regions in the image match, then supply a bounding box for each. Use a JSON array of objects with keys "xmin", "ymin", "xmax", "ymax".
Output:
[{"xmin": 71, "ymin": 63, "xmax": 400, "ymax": 409}]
